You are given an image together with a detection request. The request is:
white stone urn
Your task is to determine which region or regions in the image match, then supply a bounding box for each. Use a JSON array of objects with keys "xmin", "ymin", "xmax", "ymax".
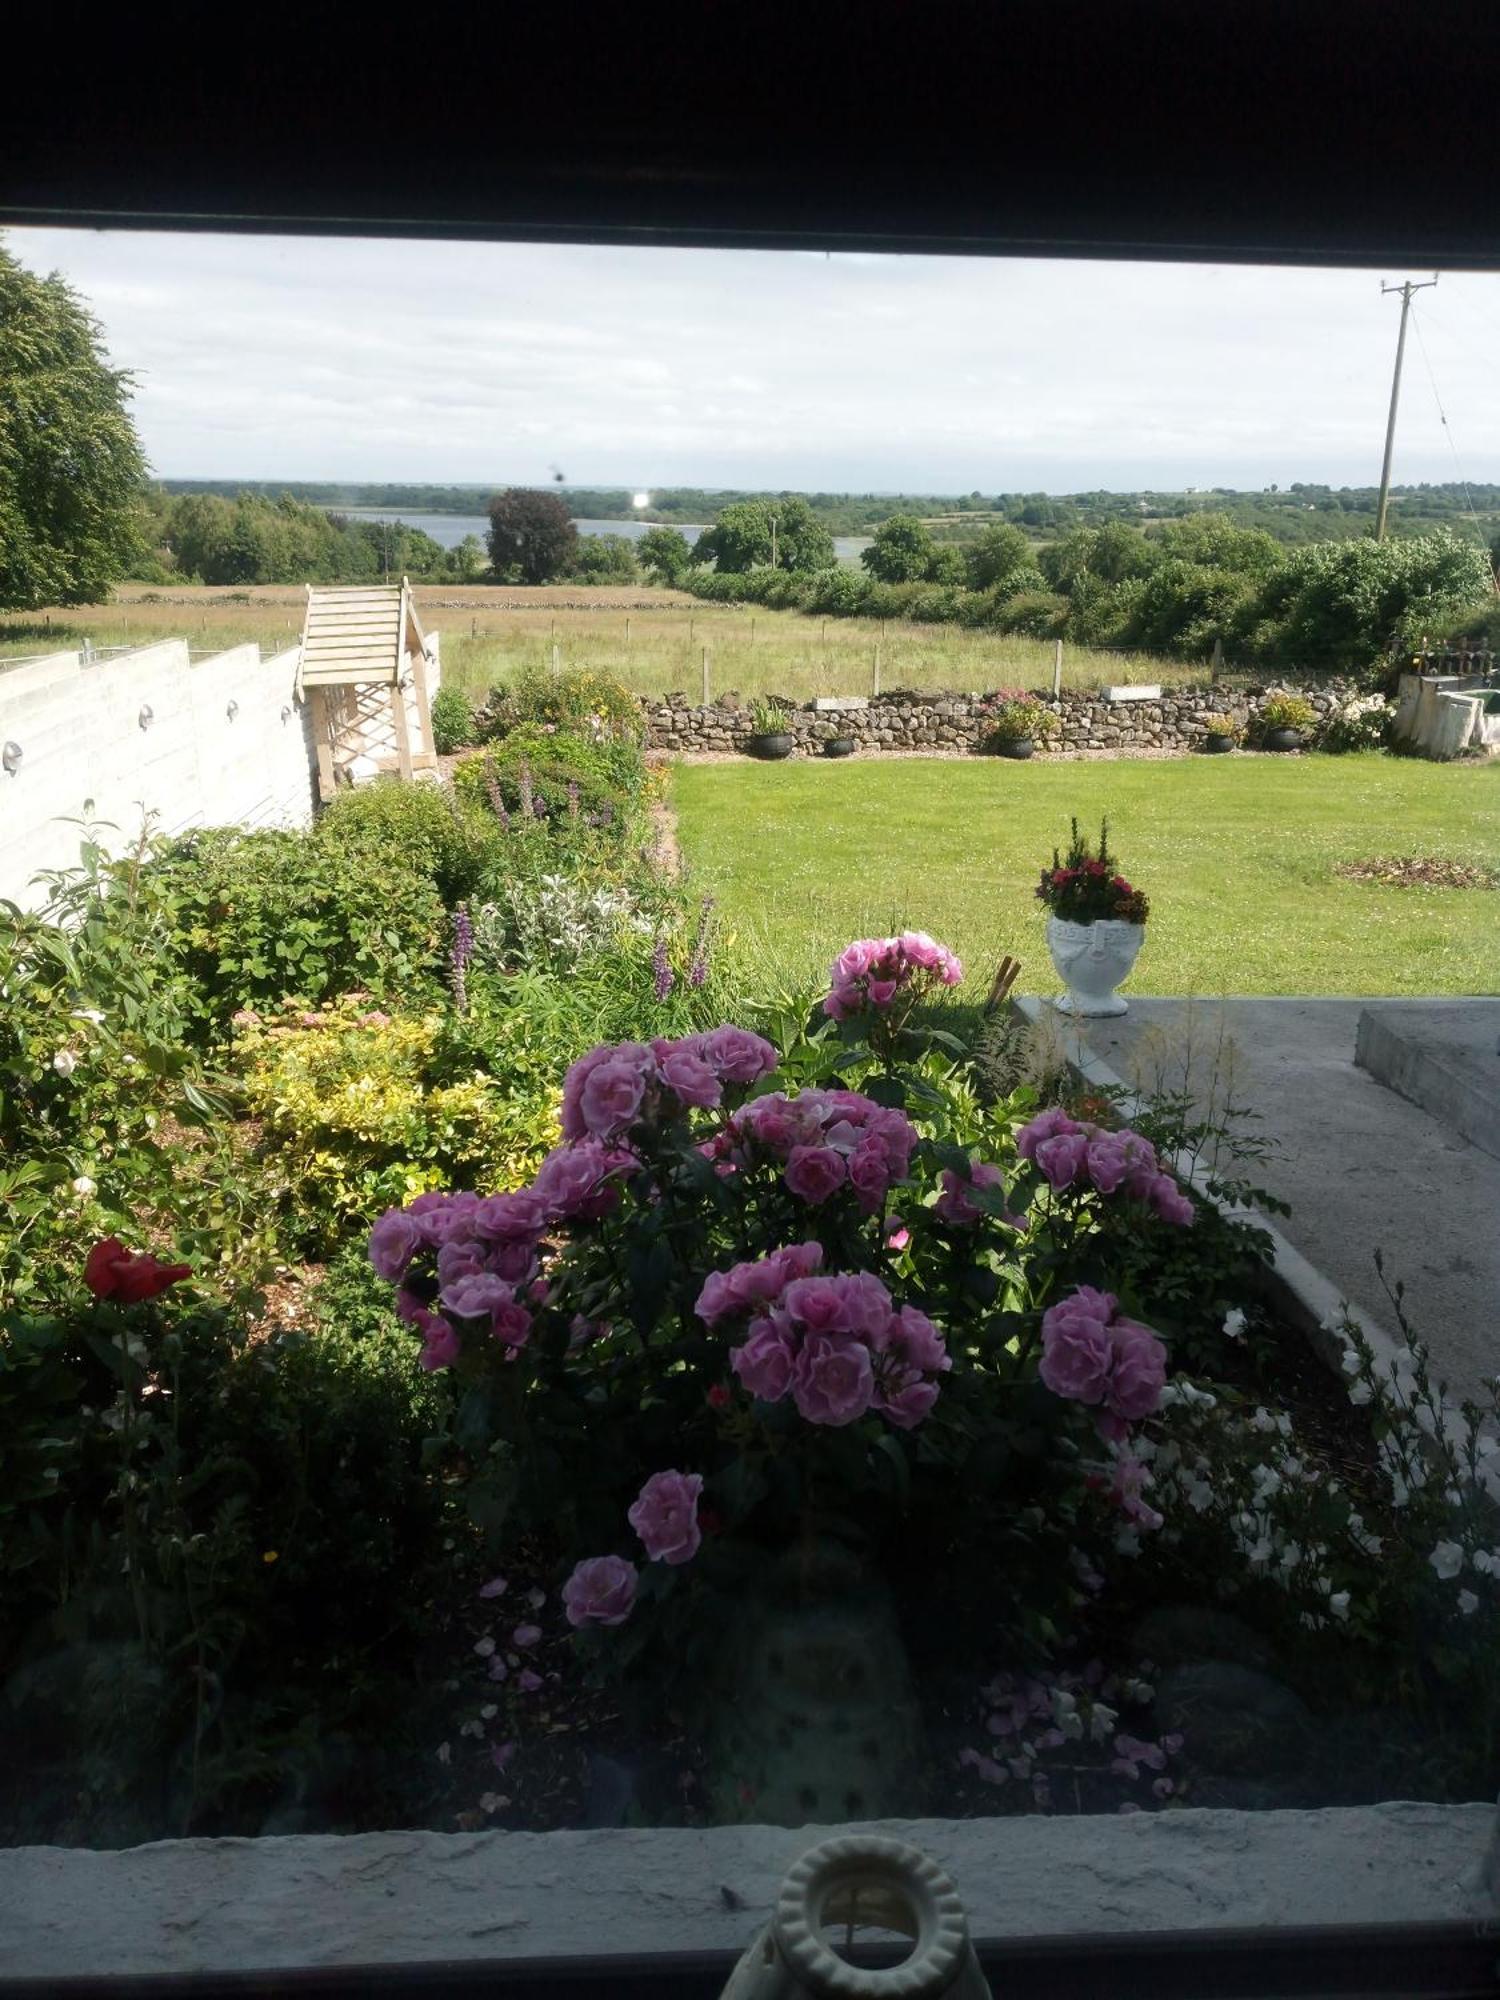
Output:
[
  {"xmin": 1047, "ymin": 915, "xmax": 1145, "ymax": 1017},
  {"xmin": 720, "ymin": 1835, "xmax": 992, "ymax": 1999}
]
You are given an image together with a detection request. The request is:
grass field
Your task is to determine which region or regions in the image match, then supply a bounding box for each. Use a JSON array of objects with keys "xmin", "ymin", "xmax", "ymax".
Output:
[
  {"xmin": 670, "ymin": 754, "xmax": 1500, "ymax": 998},
  {"xmin": 0, "ymin": 583, "xmax": 1192, "ymax": 703}
]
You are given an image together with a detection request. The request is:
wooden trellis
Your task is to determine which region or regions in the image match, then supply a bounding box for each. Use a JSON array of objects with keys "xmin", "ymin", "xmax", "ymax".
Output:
[{"xmin": 295, "ymin": 579, "xmax": 437, "ymax": 800}]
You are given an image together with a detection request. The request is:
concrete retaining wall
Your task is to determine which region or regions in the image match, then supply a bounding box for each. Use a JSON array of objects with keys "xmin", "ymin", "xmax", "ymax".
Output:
[
  {"xmin": 645, "ymin": 679, "xmax": 1358, "ymax": 757},
  {"xmin": 0, "ymin": 640, "xmax": 319, "ymax": 908}
]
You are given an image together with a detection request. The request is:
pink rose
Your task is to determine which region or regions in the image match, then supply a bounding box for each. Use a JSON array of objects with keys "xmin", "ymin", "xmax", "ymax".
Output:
[
  {"xmin": 784, "ymin": 1145, "xmax": 847, "ymax": 1205},
  {"xmin": 579, "ymin": 1059, "xmax": 649, "ymax": 1141},
  {"xmin": 407, "ymin": 1190, "xmax": 479, "ymax": 1248},
  {"xmin": 562, "ymin": 1554, "xmax": 638, "ymax": 1627},
  {"xmin": 627, "ymin": 1469, "xmax": 705, "ymax": 1565},
  {"xmin": 835, "ymin": 1271, "xmax": 896, "ymax": 1342},
  {"xmin": 418, "ymin": 1317, "xmax": 461, "ymax": 1372},
  {"xmin": 1084, "ymin": 1137, "xmax": 1130, "ymax": 1195},
  {"xmin": 532, "ymin": 1140, "xmax": 631, "ymax": 1222},
  {"xmin": 369, "ymin": 1207, "xmax": 422, "ymax": 1281},
  {"xmin": 791, "ymin": 1332, "xmax": 874, "ymax": 1426},
  {"xmin": 1035, "ymin": 1132, "xmax": 1091, "ymax": 1191},
  {"xmin": 890, "ymin": 1304, "xmax": 949, "ymax": 1374},
  {"xmin": 490, "ymin": 1298, "xmax": 533, "ymax": 1350},
  {"xmin": 659, "ymin": 1047, "xmax": 722, "ymax": 1111},
  {"xmin": 1017, "ymin": 1107, "xmax": 1081, "ymax": 1162},
  {"xmin": 731, "ymin": 1319, "xmax": 797, "ymax": 1401},
  {"xmin": 436, "ymin": 1238, "xmax": 486, "ymax": 1289},
  {"xmin": 1149, "ymin": 1174, "xmax": 1196, "ymax": 1227},
  {"xmin": 1107, "ymin": 1320, "xmax": 1168, "ymax": 1420},
  {"xmin": 934, "ymin": 1159, "xmax": 1007, "ymax": 1226},
  {"xmin": 441, "ymin": 1270, "xmax": 517, "ymax": 1321},
  {"xmin": 879, "ymin": 1379, "xmax": 940, "ymax": 1429},
  {"xmin": 1111, "ymin": 1455, "xmax": 1164, "ymax": 1531},
  {"xmin": 488, "ymin": 1238, "xmax": 540, "ymax": 1287},
  {"xmin": 847, "ymin": 1138, "xmax": 892, "ymax": 1212},
  {"xmin": 777, "ymin": 1241, "xmax": 825, "ymax": 1282},
  {"xmin": 1039, "ymin": 1289, "xmax": 1117, "ymax": 1405},
  {"xmin": 702, "ymin": 1024, "xmax": 778, "ymax": 1084},
  {"xmin": 559, "ymin": 1044, "xmax": 615, "ymax": 1142},
  {"xmin": 474, "ymin": 1192, "xmax": 547, "ymax": 1242},
  {"xmin": 780, "ymin": 1275, "xmax": 849, "ymax": 1335}
]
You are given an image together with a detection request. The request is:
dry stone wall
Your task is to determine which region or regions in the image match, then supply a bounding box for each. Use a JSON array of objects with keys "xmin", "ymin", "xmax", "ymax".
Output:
[{"xmin": 645, "ymin": 680, "xmax": 1358, "ymax": 757}]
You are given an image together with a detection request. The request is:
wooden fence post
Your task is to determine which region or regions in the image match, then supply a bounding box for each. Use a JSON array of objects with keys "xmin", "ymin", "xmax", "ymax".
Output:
[
  {"xmin": 625, "ymin": 616, "xmax": 631, "ymax": 645},
  {"xmin": 552, "ymin": 642, "xmax": 560, "ymax": 674},
  {"xmin": 1052, "ymin": 639, "xmax": 1063, "ymax": 698},
  {"xmin": 1211, "ymin": 636, "xmax": 1224, "ymax": 681},
  {"xmin": 873, "ymin": 644, "xmax": 881, "ymax": 698}
]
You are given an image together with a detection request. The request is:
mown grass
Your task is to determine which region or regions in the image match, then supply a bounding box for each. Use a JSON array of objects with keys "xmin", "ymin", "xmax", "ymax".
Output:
[
  {"xmin": 671, "ymin": 753, "xmax": 1500, "ymax": 998},
  {"xmin": 1, "ymin": 584, "xmax": 1191, "ymax": 701}
]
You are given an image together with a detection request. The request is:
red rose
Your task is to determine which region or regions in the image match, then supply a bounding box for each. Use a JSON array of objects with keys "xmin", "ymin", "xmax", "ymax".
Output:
[{"xmin": 84, "ymin": 1237, "xmax": 191, "ymax": 1304}]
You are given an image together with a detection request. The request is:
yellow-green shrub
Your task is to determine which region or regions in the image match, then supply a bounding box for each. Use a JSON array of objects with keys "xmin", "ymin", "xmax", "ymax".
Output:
[{"xmin": 235, "ymin": 1000, "xmax": 559, "ymax": 1250}]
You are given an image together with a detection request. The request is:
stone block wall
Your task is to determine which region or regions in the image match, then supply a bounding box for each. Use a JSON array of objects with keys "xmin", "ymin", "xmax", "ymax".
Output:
[{"xmin": 645, "ymin": 680, "xmax": 1358, "ymax": 758}]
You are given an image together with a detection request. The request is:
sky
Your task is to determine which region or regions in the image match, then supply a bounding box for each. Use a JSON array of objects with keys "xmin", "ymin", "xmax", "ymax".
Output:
[{"xmin": 8, "ymin": 229, "xmax": 1500, "ymax": 493}]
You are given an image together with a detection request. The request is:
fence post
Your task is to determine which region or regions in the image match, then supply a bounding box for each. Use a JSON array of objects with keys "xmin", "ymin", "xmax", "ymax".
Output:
[
  {"xmin": 625, "ymin": 616, "xmax": 631, "ymax": 646},
  {"xmin": 552, "ymin": 642, "xmax": 560, "ymax": 674},
  {"xmin": 701, "ymin": 648, "xmax": 710, "ymax": 707},
  {"xmin": 1211, "ymin": 636, "xmax": 1224, "ymax": 681},
  {"xmin": 1052, "ymin": 638, "xmax": 1063, "ymax": 699},
  {"xmin": 873, "ymin": 644, "xmax": 881, "ymax": 698}
]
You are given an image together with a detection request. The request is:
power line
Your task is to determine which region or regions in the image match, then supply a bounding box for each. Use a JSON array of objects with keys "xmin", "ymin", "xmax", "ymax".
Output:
[{"xmin": 1409, "ymin": 304, "xmax": 1500, "ymax": 591}]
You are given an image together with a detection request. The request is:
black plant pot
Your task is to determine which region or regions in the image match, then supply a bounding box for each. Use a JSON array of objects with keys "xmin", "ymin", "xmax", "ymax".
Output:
[
  {"xmin": 823, "ymin": 737, "xmax": 857, "ymax": 758},
  {"xmin": 1205, "ymin": 732, "xmax": 1235, "ymax": 754},
  {"xmin": 997, "ymin": 737, "xmax": 1035, "ymax": 759},
  {"xmin": 749, "ymin": 732, "xmax": 795, "ymax": 760},
  {"xmin": 1263, "ymin": 727, "xmax": 1304, "ymax": 752}
]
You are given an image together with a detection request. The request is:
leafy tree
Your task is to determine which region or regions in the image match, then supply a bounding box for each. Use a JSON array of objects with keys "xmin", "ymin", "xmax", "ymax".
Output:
[
  {"xmin": 692, "ymin": 497, "xmax": 833, "ymax": 574},
  {"xmin": 925, "ymin": 545, "xmax": 968, "ymax": 585},
  {"xmin": 964, "ymin": 522, "xmax": 1032, "ymax": 591},
  {"xmin": 861, "ymin": 514, "xmax": 935, "ymax": 583},
  {"xmin": 0, "ymin": 244, "xmax": 148, "ymax": 608},
  {"xmin": 1040, "ymin": 522, "xmax": 1159, "ymax": 591},
  {"xmin": 636, "ymin": 525, "xmax": 693, "ymax": 585},
  {"xmin": 569, "ymin": 533, "xmax": 639, "ymax": 582},
  {"xmin": 1257, "ymin": 530, "xmax": 1493, "ymax": 666},
  {"xmin": 1148, "ymin": 513, "xmax": 1282, "ymax": 576},
  {"xmin": 486, "ymin": 488, "xmax": 578, "ymax": 584}
]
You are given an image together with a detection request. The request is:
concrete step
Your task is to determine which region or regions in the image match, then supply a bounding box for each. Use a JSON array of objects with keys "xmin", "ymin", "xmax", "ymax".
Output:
[{"xmin": 1355, "ymin": 1002, "xmax": 1500, "ymax": 1162}]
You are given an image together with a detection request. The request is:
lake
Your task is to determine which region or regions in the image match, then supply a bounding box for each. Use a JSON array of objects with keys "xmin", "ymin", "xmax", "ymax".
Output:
[{"xmin": 336, "ymin": 508, "xmax": 870, "ymax": 564}]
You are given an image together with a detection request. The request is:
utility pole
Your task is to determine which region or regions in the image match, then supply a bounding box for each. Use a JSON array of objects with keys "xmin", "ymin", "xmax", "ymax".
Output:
[{"xmin": 1375, "ymin": 276, "xmax": 1438, "ymax": 541}]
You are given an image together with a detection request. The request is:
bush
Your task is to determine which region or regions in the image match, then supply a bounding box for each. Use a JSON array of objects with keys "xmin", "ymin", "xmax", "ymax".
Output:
[
  {"xmin": 476, "ymin": 664, "xmax": 643, "ymax": 745},
  {"xmin": 454, "ymin": 726, "xmax": 646, "ymax": 834},
  {"xmin": 0, "ymin": 1255, "xmax": 458, "ymax": 1842},
  {"xmin": 1314, "ymin": 693, "xmax": 1393, "ymax": 753},
  {"xmin": 234, "ymin": 1000, "xmax": 560, "ymax": 1250},
  {"xmin": 569, "ymin": 534, "xmax": 639, "ymax": 583},
  {"xmin": 430, "ymin": 684, "xmax": 478, "ymax": 753},
  {"xmin": 148, "ymin": 826, "xmax": 448, "ymax": 1035},
  {"xmin": 994, "ymin": 590, "xmax": 1069, "ymax": 639},
  {"xmin": 316, "ymin": 778, "xmax": 497, "ymax": 902}
]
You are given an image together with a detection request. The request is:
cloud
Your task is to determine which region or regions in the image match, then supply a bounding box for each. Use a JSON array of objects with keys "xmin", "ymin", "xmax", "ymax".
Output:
[{"xmin": 6, "ymin": 229, "xmax": 1499, "ymax": 488}]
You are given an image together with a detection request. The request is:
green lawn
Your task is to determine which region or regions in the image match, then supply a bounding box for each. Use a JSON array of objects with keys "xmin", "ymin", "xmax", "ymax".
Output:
[{"xmin": 671, "ymin": 753, "xmax": 1500, "ymax": 997}]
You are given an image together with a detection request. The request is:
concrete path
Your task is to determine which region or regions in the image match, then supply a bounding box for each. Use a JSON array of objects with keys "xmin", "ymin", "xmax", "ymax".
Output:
[{"xmin": 1062, "ymin": 998, "xmax": 1500, "ymax": 1403}]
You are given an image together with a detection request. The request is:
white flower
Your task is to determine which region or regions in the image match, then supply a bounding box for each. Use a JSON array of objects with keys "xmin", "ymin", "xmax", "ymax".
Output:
[
  {"xmin": 474, "ymin": 1635, "xmax": 497, "ymax": 1658},
  {"xmin": 51, "ymin": 1050, "xmax": 78, "ymax": 1077},
  {"xmin": 1223, "ymin": 1308, "xmax": 1248, "ymax": 1340},
  {"xmin": 1429, "ymin": 1541, "xmax": 1464, "ymax": 1581},
  {"xmin": 1114, "ymin": 1526, "xmax": 1142, "ymax": 1558},
  {"xmin": 1348, "ymin": 1380, "xmax": 1373, "ymax": 1406},
  {"xmin": 1087, "ymin": 1702, "xmax": 1118, "ymax": 1744},
  {"xmin": 1252, "ymin": 1464, "xmax": 1283, "ymax": 1500},
  {"xmin": 436, "ymin": 1742, "xmax": 452, "ymax": 1766},
  {"xmin": 1471, "ymin": 1550, "xmax": 1500, "ymax": 1579},
  {"xmin": 1339, "ymin": 1345, "xmax": 1361, "ymax": 1376},
  {"xmin": 1458, "ymin": 1590, "xmax": 1479, "ymax": 1617},
  {"xmin": 1328, "ymin": 1591, "xmax": 1350, "ymax": 1620},
  {"xmin": 479, "ymin": 1790, "xmax": 504, "ymax": 1814},
  {"xmin": 71, "ymin": 1175, "xmax": 97, "ymax": 1198},
  {"xmin": 71, "ymin": 1008, "xmax": 105, "ymax": 1024}
]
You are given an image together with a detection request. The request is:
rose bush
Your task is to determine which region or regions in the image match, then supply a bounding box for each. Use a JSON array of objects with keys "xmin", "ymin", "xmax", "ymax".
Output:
[{"xmin": 366, "ymin": 949, "xmax": 1204, "ymax": 1695}]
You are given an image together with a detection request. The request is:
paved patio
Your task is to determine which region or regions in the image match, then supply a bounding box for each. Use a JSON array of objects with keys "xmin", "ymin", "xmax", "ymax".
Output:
[{"xmin": 1059, "ymin": 997, "xmax": 1500, "ymax": 1403}]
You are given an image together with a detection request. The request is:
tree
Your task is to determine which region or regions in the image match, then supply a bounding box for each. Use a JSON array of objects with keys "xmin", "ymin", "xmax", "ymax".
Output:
[
  {"xmin": 860, "ymin": 514, "xmax": 934, "ymax": 583},
  {"xmin": 486, "ymin": 487, "xmax": 577, "ymax": 584},
  {"xmin": 692, "ymin": 497, "xmax": 833, "ymax": 574},
  {"xmin": 637, "ymin": 525, "xmax": 693, "ymax": 585},
  {"xmin": 0, "ymin": 244, "xmax": 147, "ymax": 608},
  {"xmin": 964, "ymin": 522, "xmax": 1032, "ymax": 591},
  {"xmin": 569, "ymin": 533, "xmax": 639, "ymax": 582}
]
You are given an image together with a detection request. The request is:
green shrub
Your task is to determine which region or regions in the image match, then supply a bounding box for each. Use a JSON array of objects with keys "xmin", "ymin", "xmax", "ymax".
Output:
[
  {"xmin": 430, "ymin": 684, "xmax": 478, "ymax": 753},
  {"xmin": 476, "ymin": 664, "xmax": 643, "ymax": 745},
  {"xmin": 454, "ymin": 726, "xmax": 645, "ymax": 832},
  {"xmin": 235, "ymin": 999, "xmax": 560, "ymax": 1249},
  {"xmin": 315, "ymin": 778, "xmax": 496, "ymax": 902},
  {"xmin": 995, "ymin": 590, "xmax": 1069, "ymax": 639},
  {"xmin": 148, "ymin": 825, "xmax": 447, "ymax": 1035}
]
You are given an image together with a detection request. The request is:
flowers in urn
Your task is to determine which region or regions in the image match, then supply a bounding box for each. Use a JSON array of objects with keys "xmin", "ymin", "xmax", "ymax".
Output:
[{"xmin": 1035, "ymin": 817, "xmax": 1149, "ymax": 927}]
